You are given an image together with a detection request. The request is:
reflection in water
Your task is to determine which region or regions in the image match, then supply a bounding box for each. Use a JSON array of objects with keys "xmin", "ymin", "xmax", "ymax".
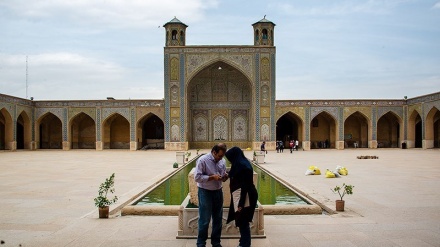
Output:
[{"xmin": 135, "ymin": 158, "xmax": 307, "ymax": 206}]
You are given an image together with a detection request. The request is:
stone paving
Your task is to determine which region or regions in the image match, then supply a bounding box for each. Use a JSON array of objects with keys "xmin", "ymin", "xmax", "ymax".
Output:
[{"xmin": 0, "ymin": 148, "xmax": 439, "ymax": 247}]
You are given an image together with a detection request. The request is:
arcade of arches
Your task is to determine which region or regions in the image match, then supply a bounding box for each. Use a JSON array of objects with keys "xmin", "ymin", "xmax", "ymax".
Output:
[{"xmin": 1, "ymin": 97, "xmax": 440, "ymax": 151}]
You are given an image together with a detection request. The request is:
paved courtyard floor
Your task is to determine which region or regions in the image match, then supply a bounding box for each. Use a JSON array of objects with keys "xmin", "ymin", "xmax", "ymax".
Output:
[{"xmin": 0, "ymin": 148, "xmax": 439, "ymax": 247}]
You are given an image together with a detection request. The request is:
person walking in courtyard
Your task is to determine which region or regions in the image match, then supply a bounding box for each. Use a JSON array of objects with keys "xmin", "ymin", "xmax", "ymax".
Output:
[
  {"xmin": 260, "ymin": 141, "xmax": 267, "ymax": 154},
  {"xmin": 225, "ymin": 147, "xmax": 258, "ymax": 247},
  {"xmin": 289, "ymin": 140, "xmax": 294, "ymax": 153},
  {"xmin": 295, "ymin": 140, "xmax": 299, "ymax": 151},
  {"xmin": 194, "ymin": 143, "xmax": 229, "ymax": 247},
  {"xmin": 279, "ymin": 141, "xmax": 284, "ymax": 153}
]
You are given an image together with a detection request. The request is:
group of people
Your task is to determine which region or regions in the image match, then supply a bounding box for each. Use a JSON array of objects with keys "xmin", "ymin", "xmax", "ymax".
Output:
[
  {"xmin": 274, "ymin": 140, "xmax": 299, "ymax": 153},
  {"xmin": 194, "ymin": 143, "xmax": 258, "ymax": 247},
  {"xmin": 264, "ymin": 140, "xmax": 301, "ymax": 154}
]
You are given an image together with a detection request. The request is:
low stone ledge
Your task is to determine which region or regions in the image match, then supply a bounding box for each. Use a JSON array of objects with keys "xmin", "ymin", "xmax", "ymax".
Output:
[
  {"xmin": 121, "ymin": 205, "xmax": 180, "ymax": 216},
  {"xmin": 263, "ymin": 204, "xmax": 322, "ymax": 215}
]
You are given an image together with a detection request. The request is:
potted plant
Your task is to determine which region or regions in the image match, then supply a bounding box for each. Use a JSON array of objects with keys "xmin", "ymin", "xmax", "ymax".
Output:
[
  {"xmin": 173, "ymin": 162, "xmax": 179, "ymax": 168},
  {"xmin": 332, "ymin": 183, "xmax": 354, "ymax": 212},
  {"xmin": 94, "ymin": 173, "xmax": 118, "ymax": 218}
]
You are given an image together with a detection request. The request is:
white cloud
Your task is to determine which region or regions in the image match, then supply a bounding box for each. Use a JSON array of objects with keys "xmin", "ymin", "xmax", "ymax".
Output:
[
  {"xmin": 433, "ymin": 2, "xmax": 440, "ymax": 9},
  {"xmin": 273, "ymin": 0, "xmax": 412, "ymax": 16},
  {"xmin": 0, "ymin": 52, "xmax": 162, "ymax": 100},
  {"xmin": 1, "ymin": 0, "xmax": 219, "ymax": 29}
]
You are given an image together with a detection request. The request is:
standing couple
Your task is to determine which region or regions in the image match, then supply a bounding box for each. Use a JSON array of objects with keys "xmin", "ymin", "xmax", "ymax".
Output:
[{"xmin": 194, "ymin": 143, "xmax": 258, "ymax": 247}]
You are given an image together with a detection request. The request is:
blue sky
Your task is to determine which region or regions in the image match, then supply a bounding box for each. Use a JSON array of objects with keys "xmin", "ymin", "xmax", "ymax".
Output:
[{"xmin": 0, "ymin": 0, "xmax": 439, "ymax": 100}]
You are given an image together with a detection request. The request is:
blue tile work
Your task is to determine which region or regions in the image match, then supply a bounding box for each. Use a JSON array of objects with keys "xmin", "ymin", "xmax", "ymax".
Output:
[
  {"xmin": 63, "ymin": 108, "xmax": 67, "ymax": 141},
  {"xmin": 130, "ymin": 108, "xmax": 135, "ymax": 141},
  {"xmin": 305, "ymin": 107, "xmax": 310, "ymax": 140},
  {"xmin": 164, "ymin": 54, "xmax": 170, "ymax": 142},
  {"xmin": 372, "ymin": 107, "xmax": 377, "ymax": 140},
  {"xmin": 339, "ymin": 107, "xmax": 344, "ymax": 140},
  {"xmin": 180, "ymin": 53, "xmax": 185, "ymax": 142},
  {"xmin": 255, "ymin": 53, "xmax": 260, "ymax": 141},
  {"xmin": 421, "ymin": 105, "xmax": 425, "ymax": 139},
  {"xmin": 96, "ymin": 108, "xmax": 101, "ymax": 141},
  {"xmin": 13, "ymin": 105, "xmax": 16, "ymax": 142},
  {"xmin": 32, "ymin": 107, "xmax": 35, "ymax": 141},
  {"xmin": 270, "ymin": 53, "xmax": 276, "ymax": 141},
  {"xmin": 403, "ymin": 106, "xmax": 408, "ymax": 140}
]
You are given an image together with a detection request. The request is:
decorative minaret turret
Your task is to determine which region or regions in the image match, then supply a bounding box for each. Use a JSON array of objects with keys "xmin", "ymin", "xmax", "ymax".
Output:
[
  {"xmin": 163, "ymin": 17, "xmax": 188, "ymax": 47},
  {"xmin": 252, "ymin": 15, "xmax": 276, "ymax": 46}
]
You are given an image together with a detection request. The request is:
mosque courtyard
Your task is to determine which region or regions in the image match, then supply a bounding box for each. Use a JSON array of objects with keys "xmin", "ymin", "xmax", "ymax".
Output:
[{"xmin": 0, "ymin": 148, "xmax": 439, "ymax": 247}]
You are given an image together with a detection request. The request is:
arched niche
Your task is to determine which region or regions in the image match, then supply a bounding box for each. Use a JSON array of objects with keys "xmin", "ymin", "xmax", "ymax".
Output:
[
  {"xmin": 137, "ymin": 113, "xmax": 164, "ymax": 149},
  {"xmin": 37, "ymin": 112, "xmax": 62, "ymax": 149},
  {"xmin": 344, "ymin": 111, "xmax": 369, "ymax": 148},
  {"xmin": 276, "ymin": 112, "xmax": 303, "ymax": 148},
  {"xmin": 377, "ymin": 112, "xmax": 402, "ymax": 148},
  {"xmin": 70, "ymin": 112, "xmax": 96, "ymax": 149},
  {"xmin": 310, "ymin": 111, "xmax": 337, "ymax": 149},
  {"xmin": 102, "ymin": 113, "xmax": 129, "ymax": 149}
]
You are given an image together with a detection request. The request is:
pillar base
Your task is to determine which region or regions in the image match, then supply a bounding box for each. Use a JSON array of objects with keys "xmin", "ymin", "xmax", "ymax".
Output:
[
  {"xmin": 130, "ymin": 141, "xmax": 137, "ymax": 151},
  {"xmin": 8, "ymin": 141, "xmax": 17, "ymax": 151},
  {"xmin": 96, "ymin": 141, "xmax": 103, "ymax": 151},
  {"xmin": 369, "ymin": 140, "xmax": 377, "ymax": 149},
  {"xmin": 406, "ymin": 140, "xmax": 415, "ymax": 148},
  {"xmin": 336, "ymin": 141, "xmax": 345, "ymax": 150},
  {"xmin": 62, "ymin": 141, "xmax": 70, "ymax": 150},
  {"xmin": 302, "ymin": 141, "xmax": 310, "ymax": 151},
  {"xmin": 423, "ymin": 140, "xmax": 434, "ymax": 149}
]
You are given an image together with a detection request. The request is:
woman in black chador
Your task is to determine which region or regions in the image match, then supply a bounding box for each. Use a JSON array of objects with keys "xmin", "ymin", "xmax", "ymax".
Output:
[{"xmin": 225, "ymin": 147, "xmax": 258, "ymax": 247}]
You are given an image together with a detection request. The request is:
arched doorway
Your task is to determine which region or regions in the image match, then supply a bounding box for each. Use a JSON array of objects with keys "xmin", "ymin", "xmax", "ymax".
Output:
[
  {"xmin": 0, "ymin": 108, "xmax": 14, "ymax": 150},
  {"xmin": 310, "ymin": 112, "xmax": 336, "ymax": 149},
  {"xmin": 102, "ymin": 113, "xmax": 129, "ymax": 149},
  {"xmin": 16, "ymin": 111, "xmax": 31, "ymax": 150},
  {"xmin": 408, "ymin": 110, "xmax": 422, "ymax": 148},
  {"xmin": 38, "ymin": 113, "xmax": 62, "ymax": 149},
  {"xmin": 344, "ymin": 112, "xmax": 369, "ymax": 148},
  {"xmin": 70, "ymin": 113, "xmax": 96, "ymax": 149},
  {"xmin": 425, "ymin": 107, "xmax": 440, "ymax": 149},
  {"xmin": 377, "ymin": 112, "xmax": 401, "ymax": 148},
  {"xmin": 187, "ymin": 61, "xmax": 252, "ymax": 149},
  {"xmin": 137, "ymin": 113, "xmax": 164, "ymax": 149},
  {"xmin": 276, "ymin": 112, "xmax": 303, "ymax": 148}
]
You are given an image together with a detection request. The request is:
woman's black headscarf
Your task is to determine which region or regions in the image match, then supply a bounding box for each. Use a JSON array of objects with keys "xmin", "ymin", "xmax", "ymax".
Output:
[{"xmin": 225, "ymin": 146, "xmax": 253, "ymax": 178}]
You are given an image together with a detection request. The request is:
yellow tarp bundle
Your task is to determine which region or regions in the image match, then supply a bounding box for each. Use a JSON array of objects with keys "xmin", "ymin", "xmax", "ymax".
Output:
[
  {"xmin": 325, "ymin": 169, "xmax": 336, "ymax": 178},
  {"xmin": 308, "ymin": 166, "xmax": 321, "ymax": 175}
]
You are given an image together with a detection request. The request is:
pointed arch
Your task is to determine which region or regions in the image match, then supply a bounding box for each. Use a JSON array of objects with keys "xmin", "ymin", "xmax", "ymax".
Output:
[
  {"xmin": 16, "ymin": 110, "xmax": 31, "ymax": 149},
  {"xmin": 137, "ymin": 113, "xmax": 164, "ymax": 149},
  {"xmin": 69, "ymin": 112, "xmax": 96, "ymax": 149},
  {"xmin": 232, "ymin": 114, "xmax": 247, "ymax": 141},
  {"xmin": 310, "ymin": 111, "xmax": 337, "ymax": 149},
  {"xmin": 344, "ymin": 111, "xmax": 369, "ymax": 148},
  {"xmin": 193, "ymin": 114, "xmax": 208, "ymax": 141},
  {"xmin": 102, "ymin": 113, "xmax": 130, "ymax": 149},
  {"xmin": 261, "ymin": 124, "xmax": 270, "ymax": 141},
  {"xmin": 276, "ymin": 111, "xmax": 304, "ymax": 148},
  {"xmin": 408, "ymin": 110, "xmax": 422, "ymax": 148},
  {"xmin": 186, "ymin": 59, "xmax": 253, "ymax": 87},
  {"xmin": 377, "ymin": 111, "xmax": 402, "ymax": 148},
  {"xmin": 213, "ymin": 115, "xmax": 227, "ymax": 141},
  {"xmin": 425, "ymin": 106, "xmax": 440, "ymax": 148},
  {"xmin": 37, "ymin": 112, "xmax": 62, "ymax": 149},
  {"xmin": 0, "ymin": 107, "xmax": 13, "ymax": 150}
]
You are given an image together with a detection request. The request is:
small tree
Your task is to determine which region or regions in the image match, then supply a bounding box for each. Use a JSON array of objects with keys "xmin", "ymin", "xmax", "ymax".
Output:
[
  {"xmin": 332, "ymin": 183, "xmax": 354, "ymax": 201},
  {"xmin": 94, "ymin": 173, "xmax": 118, "ymax": 208}
]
